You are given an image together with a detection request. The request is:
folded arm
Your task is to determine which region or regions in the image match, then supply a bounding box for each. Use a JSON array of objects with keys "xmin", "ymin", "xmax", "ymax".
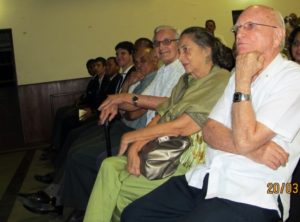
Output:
[{"xmin": 203, "ymin": 119, "xmax": 289, "ymax": 170}]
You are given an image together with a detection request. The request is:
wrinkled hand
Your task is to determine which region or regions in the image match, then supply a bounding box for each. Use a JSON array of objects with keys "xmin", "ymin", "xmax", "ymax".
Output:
[
  {"xmin": 118, "ymin": 132, "xmax": 136, "ymax": 155},
  {"xmin": 118, "ymin": 134, "xmax": 130, "ymax": 156},
  {"xmin": 126, "ymin": 146, "xmax": 141, "ymax": 176},
  {"xmin": 235, "ymin": 51, "xmax": 264, "ymax": 84},
  {"xmin": 98, "ymin": 94, "xmax": 126, "ymax": 124},
  {"xmin": 99, "ymin": 103, "xmax": 118, "ymax": 125},
  {"xmin": 246, "ymin": 141, "xmax": 289, "ymax": 170}
]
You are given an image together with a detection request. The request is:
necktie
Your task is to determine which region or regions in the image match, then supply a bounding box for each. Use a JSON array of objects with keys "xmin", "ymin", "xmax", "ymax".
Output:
[{"xmin": 117, "ymin": 73, "xmax": 126, "ymax": 93}]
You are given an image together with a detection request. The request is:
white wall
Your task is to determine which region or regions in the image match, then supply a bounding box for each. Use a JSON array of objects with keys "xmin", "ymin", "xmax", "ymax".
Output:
[{"xmin": 0, "ymin": 0, "xmax": 299, "ymax": 85}]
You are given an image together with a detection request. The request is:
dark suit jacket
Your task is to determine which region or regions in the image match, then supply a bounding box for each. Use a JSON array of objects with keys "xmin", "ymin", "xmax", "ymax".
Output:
[
  {"xmin": 78, "ymin": 75, "xmax": 100, "ymax": 108},
  {"xmin": 116, "ymin": 66, "xmax": 136, "ymax": 93},
  {"xmin": 106, "ymin": 73, "xmax": 122, "ymax": 95}
]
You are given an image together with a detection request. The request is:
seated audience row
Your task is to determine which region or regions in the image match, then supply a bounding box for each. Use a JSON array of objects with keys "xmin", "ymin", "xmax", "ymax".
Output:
[
  {"xmin": 19, "ymin": 4, "xmax": 300, "ymax": 222},
  {"xmin": 85, "ymin": 26, "xmax": 233, "ymax": 222}
]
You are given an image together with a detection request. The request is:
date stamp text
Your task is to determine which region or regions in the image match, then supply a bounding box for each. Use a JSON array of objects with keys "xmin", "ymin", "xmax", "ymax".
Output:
[{"xmin": 267, "ymin": 182, "xmax": 299, "ymax": 194}]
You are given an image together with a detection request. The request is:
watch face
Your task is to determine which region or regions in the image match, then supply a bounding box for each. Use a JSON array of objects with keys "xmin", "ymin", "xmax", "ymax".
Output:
[
  {"xmin": 233, "ymin": 92, "xmax": 241, "ymax": 102},
  {"xmin": 133, "ymin": 96, "xmax": 138, "ymax": 102},
  {"xmin": 132, "ymin": 95, "xmax": 138, "ymax": 106},
  {"xmin": 233, "ymin": 92, "xmax": 251, "ymax": 102}
]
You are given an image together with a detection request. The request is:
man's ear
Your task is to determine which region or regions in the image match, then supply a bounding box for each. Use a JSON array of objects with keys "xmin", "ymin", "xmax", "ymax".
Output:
[{"xmin": 273, "ymin": 28, "xmax": 285, "ymax": 50}]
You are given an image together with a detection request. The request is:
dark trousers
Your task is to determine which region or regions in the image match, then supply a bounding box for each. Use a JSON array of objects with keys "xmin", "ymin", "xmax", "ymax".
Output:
[
  {"xmin": 52, "ymin": 105, "xmax": 79, "ymax": 150},
  {"xmin": 121, "ymin": 175, "xmax": 280, "ymax": 222},
  {"xmin": 287, "ymin": 160, "xmax": 300, "ymax": 222}
]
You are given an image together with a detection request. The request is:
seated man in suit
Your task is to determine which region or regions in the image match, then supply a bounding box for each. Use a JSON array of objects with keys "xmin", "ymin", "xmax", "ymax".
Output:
[
  {"xmin": 40, "ymin": 57, "xmax": 107, "ymax": 166},
  {"xmin": 18, "ymin": 43, "xmax": 158, "ymax": 219}
]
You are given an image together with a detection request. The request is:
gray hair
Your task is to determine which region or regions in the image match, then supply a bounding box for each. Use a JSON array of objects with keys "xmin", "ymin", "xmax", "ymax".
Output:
[{"xmin": 153, "ymin": 25, "xmax": 180, "ymax": 40}]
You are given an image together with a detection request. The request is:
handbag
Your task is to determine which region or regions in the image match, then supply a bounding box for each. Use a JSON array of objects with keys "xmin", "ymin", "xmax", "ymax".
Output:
[{"xmin": 139, "ymin": 135, "xmax": 191, "ymax": 180}]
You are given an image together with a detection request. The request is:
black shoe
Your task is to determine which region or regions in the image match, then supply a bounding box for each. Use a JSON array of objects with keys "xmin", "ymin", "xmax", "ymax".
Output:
[
  {"xmin": 18, "ymin": 190, "xmax": 54, "ymax": 205},
  {"xmin": 34, "ymin": 173, "xmax": 54, "ymax": 184},
  {"xmin": 23, "ymin": 202, "xmax": 63, "ymax": 216},
  {"xmin": 67, "ymin": 210, "xmax": 85, "ymax": 222}
]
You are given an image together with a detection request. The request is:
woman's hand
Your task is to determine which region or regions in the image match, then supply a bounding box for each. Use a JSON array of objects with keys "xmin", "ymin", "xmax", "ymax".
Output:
[
  {"xmin": 118, "ymin": 133, "xmax": 131, "ymax": 155},
  {"xmin": 126, "ymin": 145, "xmax": 142, "ymax": 176}
]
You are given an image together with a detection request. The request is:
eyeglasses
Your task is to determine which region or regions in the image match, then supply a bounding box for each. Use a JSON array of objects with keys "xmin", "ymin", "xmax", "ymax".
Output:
[
  {"xmin": 292, "ymin": 40, "xmax": 300, "ymax": 47},
  {"xmin": 231, "ymin": 22, "xmax": 277, "ymax": 34},
  {"xmin": 153, "ymin": 39, "xmax": 178, "ymax": 47}
]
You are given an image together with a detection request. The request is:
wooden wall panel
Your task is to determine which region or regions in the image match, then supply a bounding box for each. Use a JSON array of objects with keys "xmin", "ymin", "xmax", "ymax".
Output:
[
  {"xmin": 18, "ymin": 77, "xmax": 90, "ymax": 144},
  {"xmin": 0, "ymin": 85, "xmax": 24, "ymax": 150}
]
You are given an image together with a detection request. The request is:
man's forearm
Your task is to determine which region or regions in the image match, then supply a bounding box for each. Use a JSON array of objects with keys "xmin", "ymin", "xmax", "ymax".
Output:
[
  {"xmin": 123, "ymin": 109, "xmax": 147, "ymax": 120},
  {"xmin": 118, "ymin": 93, "xmax": 167, "ymax": 110},
  {"xmin": 130, "ymin": 94, "xmax": 168, "ymax": 110},
  {"xmin": 203, "ymin": 119, "xmax": 238, "ymax": 154},
  {"xmin": 232, "ymin": 53, "xmax": 275, "ymax": 153}
]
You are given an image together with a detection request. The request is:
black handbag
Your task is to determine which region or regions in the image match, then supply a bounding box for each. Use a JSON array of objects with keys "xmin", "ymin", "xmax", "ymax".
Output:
[{"xmin": 139, "ymin": 136, "xmax": 191, "ymax": 180}]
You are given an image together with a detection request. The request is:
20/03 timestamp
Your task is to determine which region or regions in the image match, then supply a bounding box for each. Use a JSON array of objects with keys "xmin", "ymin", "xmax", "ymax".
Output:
[{"xmin": 267, "ymin": 182, "xmax": 299, "ymax": 194}]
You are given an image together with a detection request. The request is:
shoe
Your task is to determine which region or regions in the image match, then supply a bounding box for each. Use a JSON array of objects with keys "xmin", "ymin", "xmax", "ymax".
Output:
[
  {"xmin": 34, "ymin": 173, "xmax": 54, "ymax": 184},
  {"xmin": 18, "ymin": 190, "xmax": 54, "ymax": 205},
  {"xmin": 67, "ymin": 210, "xmax": 85, "ymax": 222},
  {"xmin": 23, "ymin": 202, "xmax": 63, "ymax": 216}
]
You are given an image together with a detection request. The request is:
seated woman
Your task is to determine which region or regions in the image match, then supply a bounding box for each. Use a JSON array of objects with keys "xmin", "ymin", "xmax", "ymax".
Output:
[{"xmin": 84, "ymin": 26, "xmax": 234, "ymax": 222}]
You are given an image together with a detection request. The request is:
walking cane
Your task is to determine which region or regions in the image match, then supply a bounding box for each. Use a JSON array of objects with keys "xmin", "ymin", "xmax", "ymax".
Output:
[{"xmin": 104, "ymin": 120, "xmax": 112, "ymax": 157}]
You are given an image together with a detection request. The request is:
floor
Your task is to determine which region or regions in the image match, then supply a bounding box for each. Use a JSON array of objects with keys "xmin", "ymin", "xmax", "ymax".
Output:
[{"xmin": 0, "ymin": 148, "xmax": 73, "ymax": 222}]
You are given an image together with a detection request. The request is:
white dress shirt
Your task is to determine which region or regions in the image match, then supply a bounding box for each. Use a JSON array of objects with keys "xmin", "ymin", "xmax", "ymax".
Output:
[{"xmin": 141, "ymin": 59, "xmax": 185, "ymax": 123}]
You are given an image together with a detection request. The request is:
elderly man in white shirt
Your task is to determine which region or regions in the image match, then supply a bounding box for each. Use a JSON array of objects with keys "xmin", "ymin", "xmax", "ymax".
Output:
[
  {"xmin": 121, "ymin": 5, "xmax": 300, "ymax": 222},
  {"xmin": 98, "ymin": 25, "xmax": 185, "ymax": 125}
]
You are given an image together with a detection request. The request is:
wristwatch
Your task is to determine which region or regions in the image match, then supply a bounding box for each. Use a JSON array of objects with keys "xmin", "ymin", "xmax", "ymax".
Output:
[
  {"xmin": 132, "ymin": 95, "xmax": 139, "ymax": 106},
  {"xmin": 233, "ymin": 92, "xmax": 251, "ymax": 103}
]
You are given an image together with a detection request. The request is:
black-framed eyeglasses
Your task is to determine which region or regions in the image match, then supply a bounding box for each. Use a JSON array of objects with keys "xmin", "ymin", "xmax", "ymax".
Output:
[
  {"xmin": 153, "ymin": 39, "xmax": 178, "ymax": 47},
  {"xmin": 231, "ymin": 22, "xmax": 277, "ymax": 34}
]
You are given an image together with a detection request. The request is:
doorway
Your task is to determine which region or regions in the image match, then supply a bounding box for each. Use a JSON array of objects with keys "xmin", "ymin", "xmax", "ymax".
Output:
[{"xmin": 0, "ymin": 29, "xmax": 24, "ymax": 151}]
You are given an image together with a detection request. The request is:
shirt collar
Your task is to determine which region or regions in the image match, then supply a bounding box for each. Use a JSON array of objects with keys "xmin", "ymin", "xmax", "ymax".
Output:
[{"xmin": 120, "ymin": 65, "xmax": 134, "ymax": 75}]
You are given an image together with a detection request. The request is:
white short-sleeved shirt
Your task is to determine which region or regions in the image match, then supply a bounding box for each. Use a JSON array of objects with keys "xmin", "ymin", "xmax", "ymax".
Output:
[
  {"xmin": 186, "ymin": 54, "xmax": 300, "ymax": 220},
  {"xmin": 141, "ymin": 59, "xmax": 185, "ymax": 123}
]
